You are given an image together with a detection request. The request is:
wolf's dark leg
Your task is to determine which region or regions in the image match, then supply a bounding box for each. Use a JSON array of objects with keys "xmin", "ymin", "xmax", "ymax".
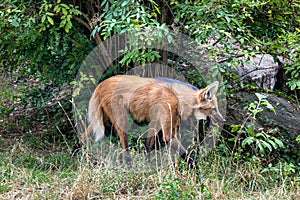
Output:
[
  {"xmin": 170, "ymin": 138, "xmax": 204, "ymax": 179},
  {"xmin": 71, "ymin": 139, "xmax": 82, "ymax": 157},
  {"xmin": 198, "ymin": 116, "xmax": 211, "ymax": 141}
]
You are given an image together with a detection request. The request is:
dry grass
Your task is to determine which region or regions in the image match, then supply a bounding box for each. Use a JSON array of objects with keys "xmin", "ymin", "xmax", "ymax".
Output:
[{"xmin": 0, "ymin": 136, "xmax": 299, "ymax": 200}]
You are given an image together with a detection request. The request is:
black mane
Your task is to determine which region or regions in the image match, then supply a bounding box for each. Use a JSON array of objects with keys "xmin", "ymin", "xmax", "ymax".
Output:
[{"xmin": 155, "ymin": 77, "xmax": 199, "ymax": 91}]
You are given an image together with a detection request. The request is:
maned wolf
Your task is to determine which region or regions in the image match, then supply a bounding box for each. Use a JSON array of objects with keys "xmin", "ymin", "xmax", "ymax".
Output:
[
  {"xmin": 155, "ymin": 77, "xmax": 225, "ymax": 125},
  {"xmin": 72, "ymin": 75, "xmax": 225, "ymax": 174}
]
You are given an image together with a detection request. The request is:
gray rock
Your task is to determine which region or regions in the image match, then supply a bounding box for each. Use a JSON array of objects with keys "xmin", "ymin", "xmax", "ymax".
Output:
[
  {"xmin": 227, "ymin": 91, "xmax": 300, "ymax": 137},
  {"xmin": 234, "ymin": 54, "xmax": 282, "ymax": 90},
  {"xmin": 208, "ymin": 37, "xmax": 285, "ymax": 90}
]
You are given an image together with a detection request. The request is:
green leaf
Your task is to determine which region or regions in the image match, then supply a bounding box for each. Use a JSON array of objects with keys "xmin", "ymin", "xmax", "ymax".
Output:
[
  {"xmin": 59, "ymin": 19, "xmax": 66, "ymax": 27},
  {"xmin": 70, "ymin": 81, "xmax": 77, "ymax": 85},
  {"xmin": 296, "ymin": 135, "xmax": 300, "ymax": 143},
  {"xmin": 121, "ymin": 1, "xmax": 128, "ymax": 7},
  {"xmin": 246, "ymin": 124, "xmax": 255, "ymax": 135},
  {"xmin": 228, "ymin": 137, "xmax": 237, "ymax": 142},
  {"xmin": 46, "ymin": 12, "xmax": 54, "ymax": 16},
  {"xmin": 241, "ymin": 137, "xmax": 255, "ymax": 147},
  {"xmin": 11, "ymin": 19, "xmax": 19, "ymax": 27},
  {"xmin": 101, "ymin": 0, "xmax": 107, "ymax": 7},
  {"xmin": 267, "ymin": 139, "xmax": 277, "ymax": 149},
  {"xmin": 248, "ymin": 102, "xmax": 257, "ymax": 109},
  {"xmin": 47, "ymin": 16, "xmax": 54, "ymax": 25},
  {"xmin": 261, "ymin": 100, "xmax": 276, "ymax": 115},
  {"xmin": 64, "ymin": 21, "xmax": 72, "ymax": 33},
  {"xmin": 41, "ymin": 15, "xmax": 46, "ymax": 23},
  {"xmin": 72, "ymin": 9, "xmax": 81, "ymax": 15},
  {"xmin": 54, "ymin": 5, "xmax": 61, "ymax": 13},
  {"xmin": 255, "ymin": 93, "xmax": 267, "ymax": 101},
  {"xmin": 255, "ymin": 132, "xmax": 267, "ymax": 139},
  {"xmin": 65, "ymin": 26, "xmax": 70, "ymax": 33},
  {"xmin": 273, "ymin": 138, "xmax": 284, "ymax": 148},
  {"xmin": 67, "ymin": 20, "xmax": 72, "ymax": 28},
  {"xmin": 62, "ymin": 7, "xmax": 68, "ymax": 15},
  {"xmin": 60, "ymin": 4, "xmax": 70, "ymax": 9},
  {"xmin": 260, "ymin": 140, "xmax": 273, "ymax": 151},
  {"xmin": 257, "ymin": 142, "xmax": 265, "ymax": 155}
]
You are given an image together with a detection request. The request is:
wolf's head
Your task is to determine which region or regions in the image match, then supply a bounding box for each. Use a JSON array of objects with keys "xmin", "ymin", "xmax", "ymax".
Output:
[{"xmin": 193, "ymin": 81, "xmax": 225, "ymax": 125}]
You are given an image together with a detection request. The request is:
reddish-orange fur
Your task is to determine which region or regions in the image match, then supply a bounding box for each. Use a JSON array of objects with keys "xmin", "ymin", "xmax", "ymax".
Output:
[
  {"xmin": 77, "ymin": 75, "xmax": 225, "ymax": 168},
  {"xmin": 80, "ymin": 75, "xmax": 180, "ymax": 155},
  {"xmin": 72, "ymin": 75, "xmax": 224, "ymax": 173}
]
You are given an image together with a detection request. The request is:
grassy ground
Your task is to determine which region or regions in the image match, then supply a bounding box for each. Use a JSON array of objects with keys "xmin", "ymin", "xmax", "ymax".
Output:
[{"xmin": 0, "ymin": 132, "xmax": 299, "ymax": 200}]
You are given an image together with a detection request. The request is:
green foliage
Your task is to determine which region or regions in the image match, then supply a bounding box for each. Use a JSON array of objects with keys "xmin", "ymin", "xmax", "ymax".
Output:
[
  {"xmin": 92, "ymin": 0, "xmax": 159, "ymax": 39},
  {"xmin": 173, "ymin": 0, "xmax": 300, "ymax": 91},
  {"xmin": 72, "ymin": 71, "xmax": 96, "ymax": 97},
  {"xmin": 119, "ymin": 47, "xmax": 161, "ymax": 67},
  {"xmin": 296, "ymin": 134, "xmax": 300, "ymax": 143},
  {"xmin": 285, "ymin": 62, "xmax": 300, "ymax": 90},
  {"xmin": 154, "ymin": 174, "xmax": 210, "ymax": 199},
  {"xmin": 0, "ymin": 0, "xmax": 94, "ymax": 135},
  {"xmin": 261, "ymin": 162, "xmax": 297, "ymax": 178},
  {"xmin": 119, "ymin": 24, "xmax": 172, "ymax": 66},
  {"xmin": 91, "ymin": 0, "xmax": 167, "ymax": 67},
  {"xmin": 275, "ymin": 26, "xmax": 300, "ymax": 91},
  {"xmin": 231, "ymin": 123, "xmax": 284, "ymax": 157},
  {"xmin": 0, "ymin": 0, "xmax": 90, "ymax": 84},
  {"xmin": 39, "ymin": 0, "xmax": 81, "ymax": 33},
  {"xmin": 173, "ymin": 0, "xmax": 260, "ymax": 61},
  {"xmin": 248, "ymin": 93, "xmax": 276, "ymax": 119},
  {"xmin": 230, "ymin": 93, "xmax": 283, "ymax": 157},
  {"xmin": 240, "ymin": 124, "xmax": 284, "ymax": 156}
]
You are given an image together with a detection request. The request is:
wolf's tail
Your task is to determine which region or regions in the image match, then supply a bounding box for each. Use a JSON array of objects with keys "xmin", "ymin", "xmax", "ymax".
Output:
[{"xmin": 87, "ymin": 92, "xmax": 105, "ymax": 142}]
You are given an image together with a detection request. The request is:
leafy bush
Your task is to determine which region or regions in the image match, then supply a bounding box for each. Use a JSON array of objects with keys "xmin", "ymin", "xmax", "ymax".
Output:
[{"xmin": 230, "ymin": 93, "xmax": 284, "ymax": 159}]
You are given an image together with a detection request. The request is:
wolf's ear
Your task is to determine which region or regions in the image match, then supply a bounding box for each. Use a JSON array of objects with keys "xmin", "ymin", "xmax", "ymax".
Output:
[
  {"xmin": 204, "ymin": 81, "xmax": 219, "ymax": 100},
  {"xmin": 197, "ymin": 81, "xmax": 219, "ymax": 103}
]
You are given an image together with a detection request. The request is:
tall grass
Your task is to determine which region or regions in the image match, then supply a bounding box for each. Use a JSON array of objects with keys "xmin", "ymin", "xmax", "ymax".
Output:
[{"xmin": 0, "ymin": 133, "xmax": 298, "ymax": 199}]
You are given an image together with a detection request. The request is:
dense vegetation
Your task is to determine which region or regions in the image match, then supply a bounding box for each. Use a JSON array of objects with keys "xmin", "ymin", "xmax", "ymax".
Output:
[{"xmin": 1, "ymin": 0, "xmax": 299, "ymax": 199}]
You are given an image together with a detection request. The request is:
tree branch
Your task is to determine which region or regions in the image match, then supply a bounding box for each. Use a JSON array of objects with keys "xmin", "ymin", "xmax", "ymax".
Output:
[{"xmin": 72, "ymin": 13, "xmax": 113, "ymax": 68}]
